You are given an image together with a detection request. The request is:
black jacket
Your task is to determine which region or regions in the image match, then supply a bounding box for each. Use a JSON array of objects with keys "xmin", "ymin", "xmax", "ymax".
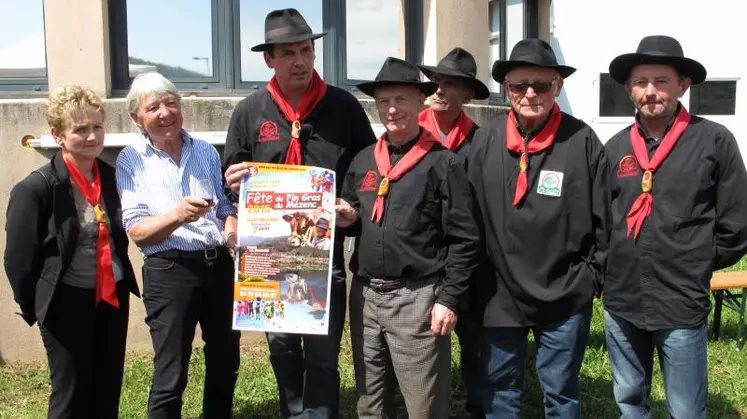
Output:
[
  {"xmin": 467, "ymin": 112, "xmax": 611, "ymax": 326},
  {"xmin": 4, "ymin": 152, "xmax": 140, "ymax": 326},
  {"xmin": 341, "ymin": 133, "xmax": 481, "ymax": 311},
  {"xmin": 603, "ymin": 115, "xmax": 747, "ymax": 330}
]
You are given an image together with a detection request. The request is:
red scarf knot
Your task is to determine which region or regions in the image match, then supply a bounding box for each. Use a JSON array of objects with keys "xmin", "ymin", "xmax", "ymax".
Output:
[
  {"xmin": 625, "ymin": 104, "xmax": 691, "ymax": 239},
  {"xmin": 506, "ymin": 103, "xmax": 562, "ymax": 207},
  {"xmin": 266, "ymin": 71, "xmax": 327, "ymax": 165},
  {"xmin": 418, "ymin": 108, "xmax": 475, "ymax": 152},
  {"xmin": 370, "ymin": 130, "xmax": 437, "ymax": 223}
]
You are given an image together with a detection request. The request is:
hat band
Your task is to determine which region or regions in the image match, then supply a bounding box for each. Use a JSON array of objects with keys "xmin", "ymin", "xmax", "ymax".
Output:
[
  {"xmin": 509, "ymin": 54, "xmax": 559, "ymax": 67},
  {"xmin": 265, "ymin": 25, "xmax": 312, "ymax": 40},
  {"xmin": 440, "ymin": 62, "xmax": 470, "ymax": 74}
]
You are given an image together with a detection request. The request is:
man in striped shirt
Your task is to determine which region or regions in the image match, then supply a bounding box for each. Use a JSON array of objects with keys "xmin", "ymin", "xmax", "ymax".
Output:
[{"xmin": 116, "ymin": 72, "xmax": 240, "ymax": 419}]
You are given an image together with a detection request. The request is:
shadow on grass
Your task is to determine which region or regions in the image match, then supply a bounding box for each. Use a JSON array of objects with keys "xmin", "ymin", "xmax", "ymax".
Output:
[
  {"xmin": 231, "ymin": 364, "xmax": 479, "ymax": 419},
  {"xmin": 228, "ymin": 327, "xmax": 742, "ymax": 419}
]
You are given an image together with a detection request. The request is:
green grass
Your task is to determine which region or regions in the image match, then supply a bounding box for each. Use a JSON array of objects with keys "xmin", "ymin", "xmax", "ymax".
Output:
[{"xmin": 1, "ymin": 298, "xmax": 745, "ymax": 418}]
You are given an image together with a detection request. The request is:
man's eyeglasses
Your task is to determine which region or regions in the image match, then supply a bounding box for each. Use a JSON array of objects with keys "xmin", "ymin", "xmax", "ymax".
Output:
[{"xmin": 505, "ymin": 79, "xmax": 557, "ymax": 94}]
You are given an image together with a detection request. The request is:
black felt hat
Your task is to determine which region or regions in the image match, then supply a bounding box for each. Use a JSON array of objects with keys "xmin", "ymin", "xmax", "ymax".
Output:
[
  {"xmin": 491, "ymin": 38, "xmax": 576, "ymax": 83},
  {"xmin": 357, "ymin": 57, "xmax": 438, "ymax": 97},
  {"xmin": 251, "ymin": 8, "xmax": 327, "ymax": 52},
  {"xmin": 608, "ymin": 35, "xmax": 706, "ymax": 85},
  {"xmin": 418, "ymin": 47, "xmax": 490, "ymax": 100}
]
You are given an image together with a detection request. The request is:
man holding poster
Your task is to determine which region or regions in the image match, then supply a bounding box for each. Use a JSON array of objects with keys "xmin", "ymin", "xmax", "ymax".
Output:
[
  {"xmin": 336, "ymin": 57, "xmax": 480, "ymax": 418},
  {"xmin": 222, "ymin": 8, "xmax": 376, "ymax": 419}
]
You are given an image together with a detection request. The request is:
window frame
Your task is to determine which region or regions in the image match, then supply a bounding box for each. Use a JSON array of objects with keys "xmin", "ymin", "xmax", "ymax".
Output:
[
  {"xmin": 486, "ymin": 0, "xmax": 539, "ymax": 105},
  {"xmin": 109, "ymin": 0, "xmax": 424, "ymax": 95},
  {"xmin": 0, "ymin": 76, "xmax": 48, "ymax": 95}
]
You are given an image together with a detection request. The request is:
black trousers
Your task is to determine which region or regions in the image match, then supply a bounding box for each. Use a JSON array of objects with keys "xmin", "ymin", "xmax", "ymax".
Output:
[
  {"xmin": 455, "ymin": 308, "xmax": 485, "ymax": 419},
  {"xmin": 39, "ymin": 280, "xmax": 131, "ymax": 419},
  {"xmin": 143, "ymin": 248, "xmax": 241, "ymax": 419}
]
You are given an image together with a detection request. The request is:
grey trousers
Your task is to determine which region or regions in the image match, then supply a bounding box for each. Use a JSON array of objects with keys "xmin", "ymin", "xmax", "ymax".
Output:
[{"xmin": 349, "ymin": 276, "xmax": 451, "ymax": 419}]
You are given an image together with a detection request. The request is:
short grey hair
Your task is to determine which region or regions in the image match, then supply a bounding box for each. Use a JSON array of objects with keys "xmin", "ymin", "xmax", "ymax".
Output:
[{"xmin": 125, "ymin": 72, "xmax": 182, "ymax": 116}]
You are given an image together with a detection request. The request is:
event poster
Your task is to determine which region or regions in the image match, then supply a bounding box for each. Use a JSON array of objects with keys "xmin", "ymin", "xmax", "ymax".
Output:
[{"xmin": 232, "ymin": 162, "xmax": 335, "ymax": 335}]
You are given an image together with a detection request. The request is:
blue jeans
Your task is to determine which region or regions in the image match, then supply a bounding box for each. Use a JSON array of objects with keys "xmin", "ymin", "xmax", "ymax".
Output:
[
  {"xmin": 604, "ymin": 310, "xmax": 707, "ymax": 419},
  {"xmin": 266, "ymin": 278, "xmax": 346, "ymax": 419},
  {"xmin": 482, "ymin": 302, "xmax": 592, "ymax": 419}
]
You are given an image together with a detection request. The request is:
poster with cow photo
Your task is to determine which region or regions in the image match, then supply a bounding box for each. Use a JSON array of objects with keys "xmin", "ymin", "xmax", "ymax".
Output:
[{"xmin": 231, "ymin": 162, "xmax": 335, "ymax": 335}]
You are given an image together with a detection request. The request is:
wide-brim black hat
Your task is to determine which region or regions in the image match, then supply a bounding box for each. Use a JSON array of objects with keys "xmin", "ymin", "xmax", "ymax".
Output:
[
  {"xmin": 418, "ymin": 47, "xmax": 490, "ymax": 100},
  {"xmin": 491, "ymin": 38, "xmax": 576, "ymax": 83},
  {"xmin": 357, "ymin": 57, "xmax": 438, "ymax": 97},
  {"xmin": 608, "ymin": 35, "xmax": 706, "ymax": 85},
  {"xmin": 251, "ymin": 8, "xmax": 327, "ymax": 52}
]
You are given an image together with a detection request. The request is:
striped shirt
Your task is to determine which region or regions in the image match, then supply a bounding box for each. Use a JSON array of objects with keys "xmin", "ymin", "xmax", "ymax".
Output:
[{"xmin": 115, "ymin": 130, "xmax": 237, "ymax": 256}]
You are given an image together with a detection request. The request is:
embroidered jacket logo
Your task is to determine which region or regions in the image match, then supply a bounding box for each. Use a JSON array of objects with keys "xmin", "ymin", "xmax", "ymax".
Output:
[
  {"xmin": 617, "ymin": 155, "xmax": 639, "ymax": 179},
  {"xmin": 360, "ymin": 170, "xmax": 378, "ymax": 192},
  {"xmin": 258, "ymin": 121, "xmax": 280, "ymax": 142}
]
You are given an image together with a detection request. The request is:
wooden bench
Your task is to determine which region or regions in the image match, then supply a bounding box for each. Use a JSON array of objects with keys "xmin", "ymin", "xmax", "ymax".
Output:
[{"xmin": 711, "ymin": 271, "xmax": 747, "ymax": 350}]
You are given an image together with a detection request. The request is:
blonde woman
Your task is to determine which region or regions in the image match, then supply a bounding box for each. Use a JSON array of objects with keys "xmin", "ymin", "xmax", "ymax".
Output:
[{"xmin": 4, "ymin": 86, "xmax": 140, "ymax": 419}]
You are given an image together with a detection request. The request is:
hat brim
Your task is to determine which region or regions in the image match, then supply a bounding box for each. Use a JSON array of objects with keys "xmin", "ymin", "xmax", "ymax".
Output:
[
  {"xmin": 491, "ymin": 61, "xmax": 577, "ymax": 83},
  {"xmin": 251, "ymin": 32, "xmax": 327, "ymax": 52},
  {"xmin": 356, "ymin": 80, "xmax": 439, "ymax": 98},
  {"xmin": 418, "ymin": 65, "xmax": 491, "ymax": 100},
  {"xmin": 608, "ymin": 53, "xmax": 707, "ymax": 85}
]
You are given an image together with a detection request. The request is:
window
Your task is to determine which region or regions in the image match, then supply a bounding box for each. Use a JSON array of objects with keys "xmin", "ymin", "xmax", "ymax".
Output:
[
  {"xmin": 487, "ymin": 0, "xmax": 538, "ymax": 97},
  {"xmin": 505, "ymin": 0, "xmax": 526, "ymax": 61},
  {"xmin": 126, "ymin": 0, "xmax": 216, "ymax": 80},
  {"xmin": 598, "ymin": 73, "xmax": 635, "ymax": 117},
  {"xmin": 345, "ymin": 0, "xmax": 403, "ymax": 82},
  {"xmin": 487, "ymin": 0, "xmax": 503, "ymax": 93},
  {"xmin": 0, "ymin": 0, "xmax": 48, "ymax": 93},
  {"xmin": 109, "ymin": 0, "xmax": 423, "ymax": 93},
  {"xmin": 689, "ymin": 80, "xmax": 737, "ymax": 116}
]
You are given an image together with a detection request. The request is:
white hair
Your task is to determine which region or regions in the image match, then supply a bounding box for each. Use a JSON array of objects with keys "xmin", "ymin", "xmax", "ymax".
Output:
[{"xmin": 125, "ymin": 72, "xmax": 182, "ymax": 117}]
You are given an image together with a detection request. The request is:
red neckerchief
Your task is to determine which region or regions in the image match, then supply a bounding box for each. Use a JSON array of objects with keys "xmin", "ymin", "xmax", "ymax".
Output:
[
  {"xmin": 626, "ymin": 105, "xmax": 691, "ymax": 239},
  {"xmin": 266, "ymin": 70, "xmax": 327, "ymax": 165},
  {"xmin": 62, "ymin": 154, "xmax": 118, "ymax": 308},
  {"xmin": 370, "ymin": 130, "xmax": 438, "ymax": 223},
  {"xmin": 506, "ymin": 103, "xmax": 562, "ymax": 206},
  {"xmin": 418, "ymin": 108, "xmax": 475, "ymax": 151}
]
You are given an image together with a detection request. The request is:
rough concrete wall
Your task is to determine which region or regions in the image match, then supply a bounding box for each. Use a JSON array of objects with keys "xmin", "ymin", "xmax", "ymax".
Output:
[{"xmin": 0, "ymin": 96, "xmax": 507, "ymax": 364}]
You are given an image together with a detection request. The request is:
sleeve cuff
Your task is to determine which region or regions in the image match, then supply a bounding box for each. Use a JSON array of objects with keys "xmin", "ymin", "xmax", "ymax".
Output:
[{"xmin": 435, "ymin": 292, "xmax": 459, "ymax": 312}]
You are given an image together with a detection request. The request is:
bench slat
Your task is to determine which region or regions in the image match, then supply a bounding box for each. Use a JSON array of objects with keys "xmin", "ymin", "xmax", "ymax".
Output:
[{"xmin": 711, "ymin": 271, "xmax": 747, "ymax": 291}]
